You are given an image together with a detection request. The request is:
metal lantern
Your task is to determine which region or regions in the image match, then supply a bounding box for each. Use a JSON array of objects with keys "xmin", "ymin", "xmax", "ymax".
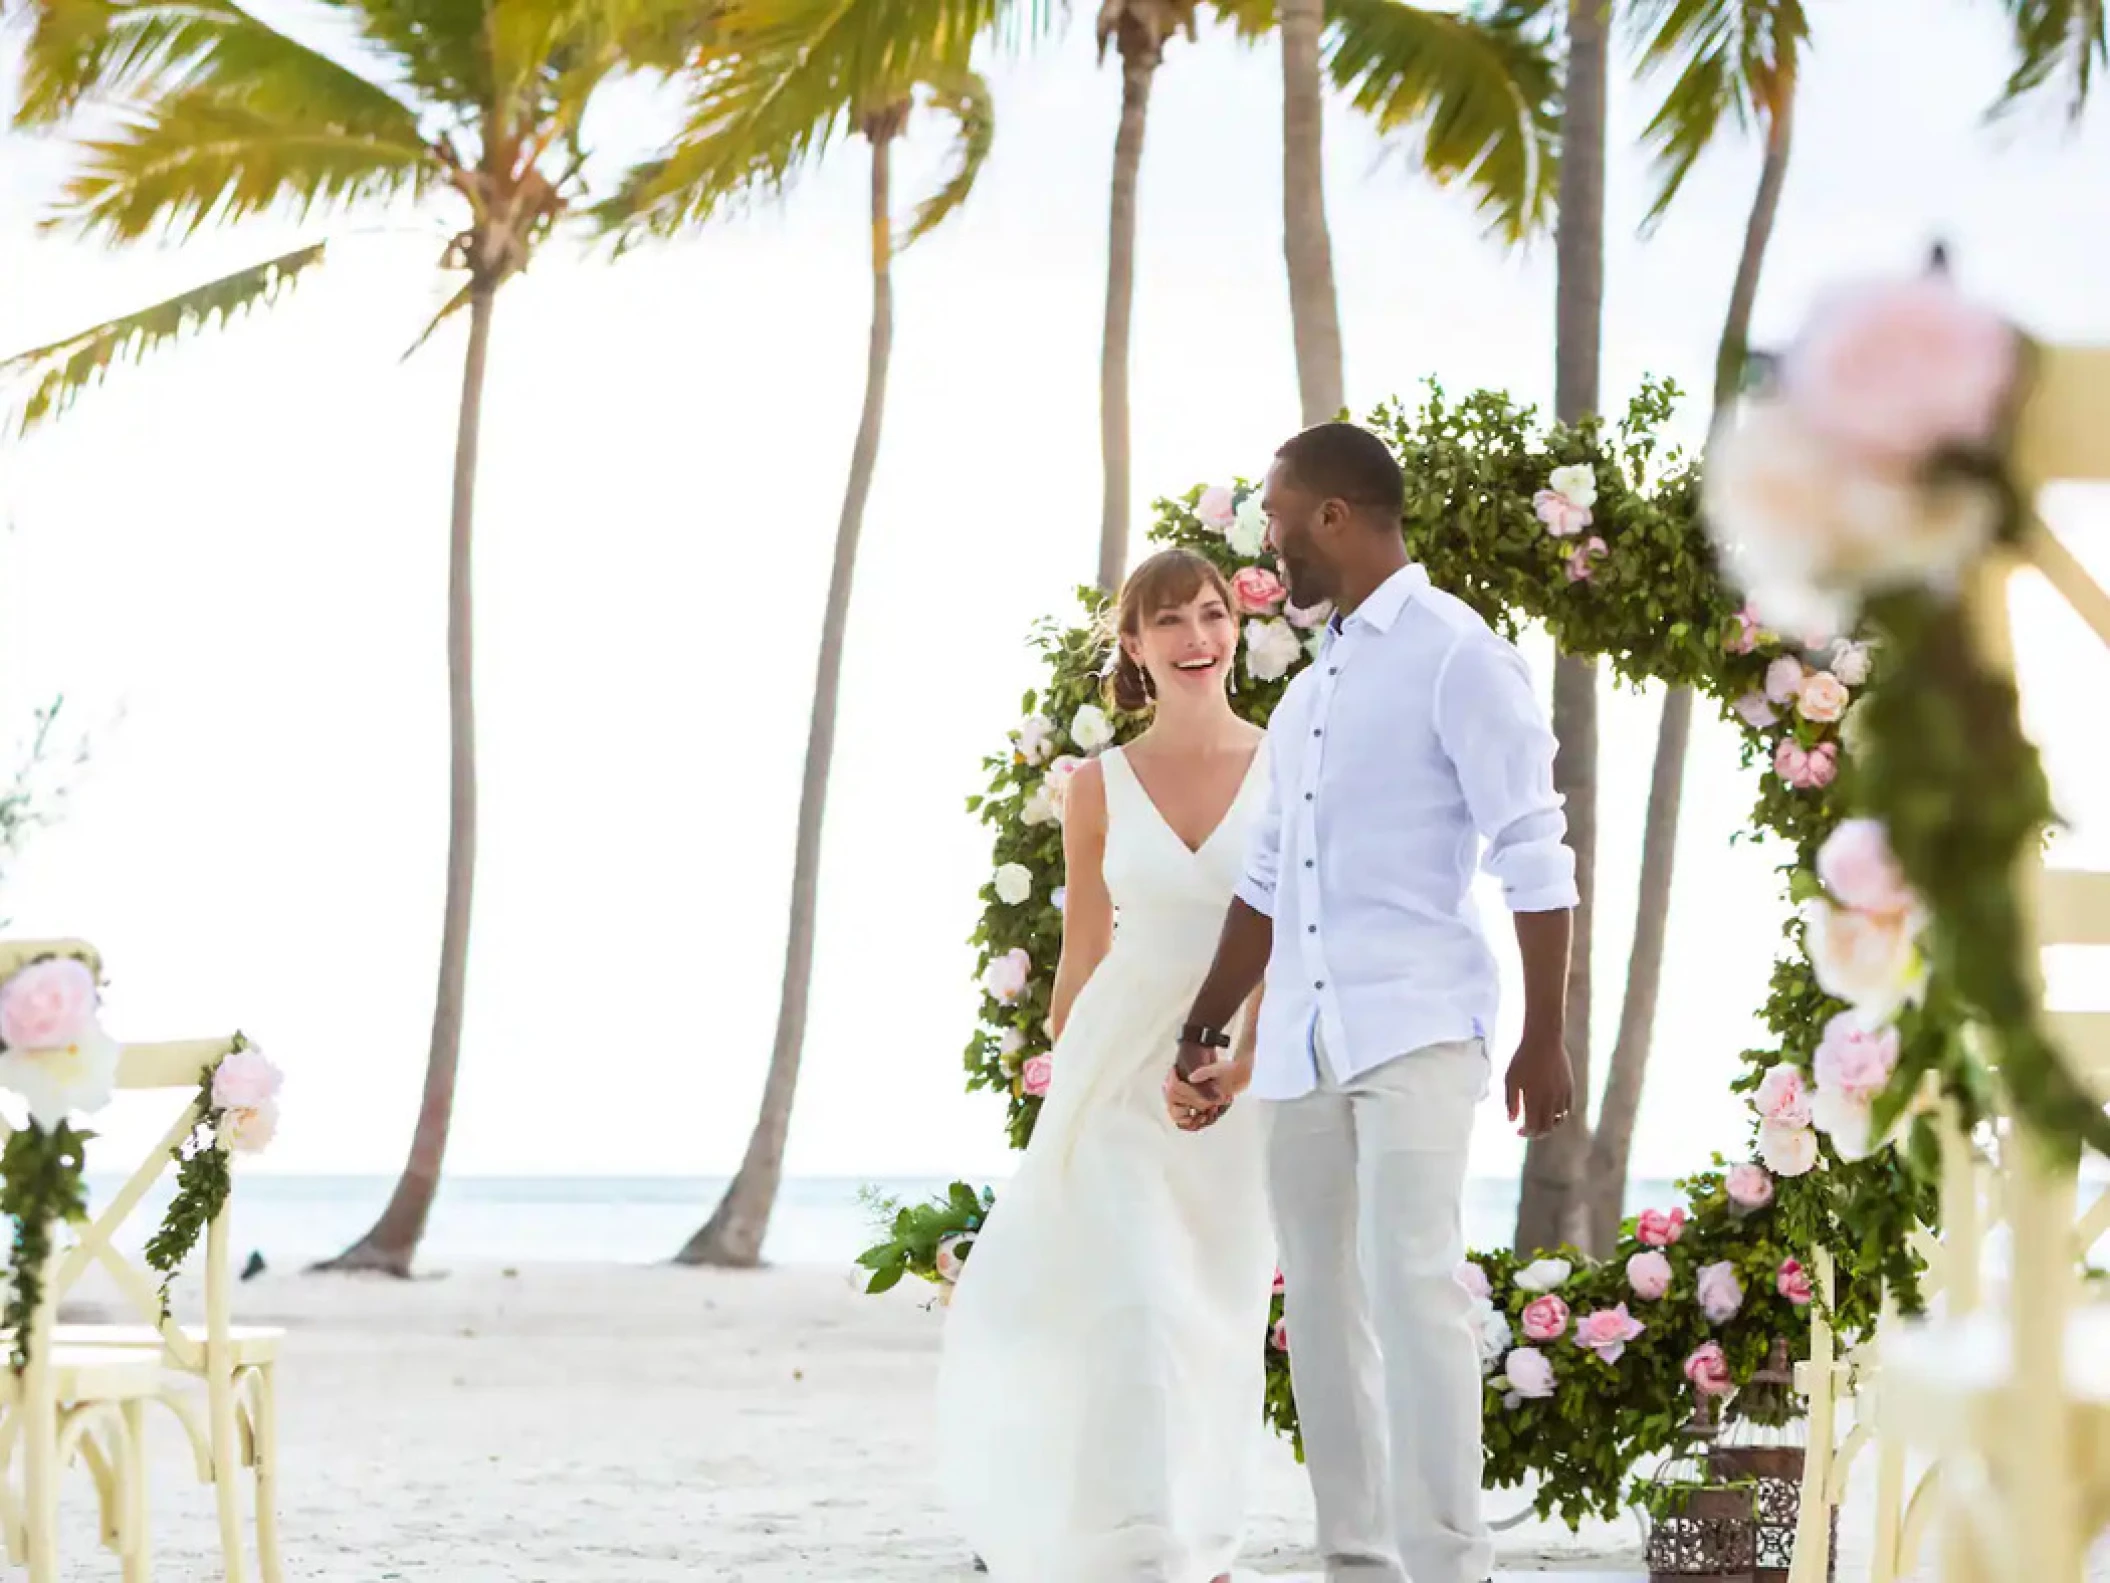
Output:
[
  {"xmin": 1643, "ymin": 1395, "xmax": 1758, "ymax": 1582},
  {"xmin": 1712, "ymin": 1338, "xmax": 1838, "ymax": 1583}
]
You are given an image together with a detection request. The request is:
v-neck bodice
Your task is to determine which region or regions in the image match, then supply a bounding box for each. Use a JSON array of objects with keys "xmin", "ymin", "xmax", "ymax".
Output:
[{"xmin": 1097, "ymin": 743, "xmax": 1267, "ymax": 949}]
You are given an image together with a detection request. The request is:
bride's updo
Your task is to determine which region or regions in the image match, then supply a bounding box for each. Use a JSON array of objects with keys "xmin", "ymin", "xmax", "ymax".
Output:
[{"xmin": 1103, "ymin": 548, "xmax": 1236, "ymax": 713}]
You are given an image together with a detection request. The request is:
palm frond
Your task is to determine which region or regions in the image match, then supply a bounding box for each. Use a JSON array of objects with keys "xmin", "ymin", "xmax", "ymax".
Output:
[
  {"xmin": 1993, "ymin": 0, "xmax": 2107, "ymax": 119},
  {"xmin": 899, "ymin": 63, "xmax": 992, "ymax": 246},
  {"xmin": 595, "ymin": 0, "xmax": 1050, "ymax": 243},
  {"xmin": 400, "ymin": 279, "xmax": 475, "ymax": 361},
  {"xmin": 1625, "ymin": 0, "xmax": 1805, "ymax": 226},
  {"xmin": 46, "ymin": 88, "xmax": 435, "ymax": 243},
  {"xmin": 0, "ymin": 242, "xmax": 326, "ymax": 436},
  {"xmin": 1323, "ymin": 0, "xmax": 1561, "ymax": 243},
  {"xmin": 315, "ymin": 0, "xmax": 495, "ymax": 112},
  {"xmin": 15, "ymin": 0, "xmax": 430, "ymax": 134},
  {"xmin": 1210, "ymin": 0, "xmax": 1275, "ymax": 43}
]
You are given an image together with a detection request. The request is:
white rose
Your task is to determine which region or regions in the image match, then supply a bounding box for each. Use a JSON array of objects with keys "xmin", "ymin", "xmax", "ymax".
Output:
[
  {"xmin": 1470, "ymin": 1296, "xmax": 1513, "ymax": 1372},
  {"xmin": 1021, "ymin": 785, "xmax": 1057, "ymax": 827},
  {"xmin": 1513, "ymin": 1257, "xmax": 1572, "ymax": 1294},
  {"xmin": 1229, "ymin": 492, "xmax": 1268, "ymax": 558},
  {"xmin": 1837, "ymin": 701, "xmax": 1871, "ymax": 761},
  {"xmin": 1547, "ymin": 463, "xmax": 1598, "ymax": 509},
  {"xmin": 1705, "ymin": 398, "xmax": 2002, "ymax": 626},
  {"xmin": 997, "ymin": 1027, "xmax": 1025, "ymax": 1060},
  {"xmin": 1069, "ymin": 704, "xmax": 1114, "ymax": 753},
  {"xmin": 1244, "ymin": 618, "xmax": 1301, "ymax": 683},
  {"xmin": 1015, "ymin": 714, "xmax": 1055, "ymax": 765},
  {"xmin": 1805, "ymin": 899, "xmax": 1925, "ymax": 1024},
  {"xmin": 1758, "ymin": 1119, "xmax": 1820, "ymax": 1177},
  {"xmin": 993, "ymin": 863, "xmax": 1033, "ymax": 906},
  {"xmin": 0, "ymin": 1026, "xmax": 121, "ymax": 1129},
  {"xmin": 1828, "ymin": 639, "xmax": 1873, "ymax": 687}
]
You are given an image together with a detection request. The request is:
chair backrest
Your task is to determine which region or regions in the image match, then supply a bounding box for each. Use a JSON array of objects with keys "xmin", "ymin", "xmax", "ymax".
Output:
[{"xmin": 50, "ymin": 1036, "xmax": 246, "ymax": 1371}]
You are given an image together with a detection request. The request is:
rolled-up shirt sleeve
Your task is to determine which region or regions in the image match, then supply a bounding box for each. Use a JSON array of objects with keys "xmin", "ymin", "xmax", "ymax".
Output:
[
  {"xmin": 1233, "ymin": 738, "xmax": 1284, "ymax": 919},
  {"xmin": 1434, "ymin": 633, "xmax": 1580, "ymax": 913}
]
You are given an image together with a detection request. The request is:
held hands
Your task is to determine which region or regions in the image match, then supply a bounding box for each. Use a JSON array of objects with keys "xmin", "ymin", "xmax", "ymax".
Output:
[
  {"xmin": 1164, "ymin": 1041, "xmax": 1251, "ymax": 1132},
  {"xmin": 1504, "ymin": 1028, "xmax": 1574, "ymax": 1139}
]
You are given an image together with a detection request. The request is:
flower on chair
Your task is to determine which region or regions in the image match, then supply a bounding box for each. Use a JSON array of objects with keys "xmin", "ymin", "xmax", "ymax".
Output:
[{"xmin": 0, "ymin": 956, "xmax": 119, "ymax": 1128}]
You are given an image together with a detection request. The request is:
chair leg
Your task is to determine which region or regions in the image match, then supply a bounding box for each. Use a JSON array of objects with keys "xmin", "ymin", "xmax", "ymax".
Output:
[
  {"xmin": 209, "ymin": 1367, "xmax": 247, "ymax": 1583},
  {"xmin": 24, "ymin": 1379, "xmax": 59, "ymax": 1583},
  {"xmin": 1868, "ymin": 1423, "xmax": 1907, "ymax": 1583},
  {"xmin": 251, "ymin": 1367, "xmax": 283, "ymax": 1583},
  {"xmin": 122, "ymin": 1399, "xmax": 151, "ymax": 1583}
]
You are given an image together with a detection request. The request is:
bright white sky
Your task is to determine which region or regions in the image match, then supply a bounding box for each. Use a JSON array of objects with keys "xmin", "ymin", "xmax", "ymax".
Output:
[{"xmin": 0, "ymin": 0, "xmax": 2106, "ymax": 1186}]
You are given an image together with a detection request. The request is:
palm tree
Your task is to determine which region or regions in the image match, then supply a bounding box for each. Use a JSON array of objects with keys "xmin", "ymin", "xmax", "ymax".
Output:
[
  {"xmin": 592, "ymin": 0, "xmax": 993, "ymax": 1269},
  {"xmin": 1095, "ymin": 0, "xmax": 1200, "ymax": 591},
  {"xmin": 1582, "ymin": 0, "xmax": 1806, "ymax": 1256},
  {"xmin": 1314, "ymin": 1, "xmax": 1562, "ymax": 421},
  {"xmin": 1996, "ymin": 0, "xmax": 2107, "ymax": 114},
  {"xmin": 1513, "ymin": 0, "xmax": 1606, "ymax": 1258},
  {"xmin": 2, "ymin": 0, "xmax": 698, "ymax": 1275}
]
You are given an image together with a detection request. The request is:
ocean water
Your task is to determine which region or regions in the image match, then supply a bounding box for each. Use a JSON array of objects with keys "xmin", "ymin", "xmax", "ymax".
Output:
[{"xmin": 82, "ymin": 1172, "xmax": 1694, "ymax": 1270}]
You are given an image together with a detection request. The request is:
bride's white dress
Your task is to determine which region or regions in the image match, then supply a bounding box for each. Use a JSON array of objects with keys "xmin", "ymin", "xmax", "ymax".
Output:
[{"xmin": 937, "ymin": 743, "xmax": 1277, "ymax": 1582}]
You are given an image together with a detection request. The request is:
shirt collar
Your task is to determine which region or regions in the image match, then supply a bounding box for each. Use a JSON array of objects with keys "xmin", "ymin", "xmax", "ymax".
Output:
[{"xmin": 1326, "ymin": 563, "xmax": 1428, "ymax": 640}]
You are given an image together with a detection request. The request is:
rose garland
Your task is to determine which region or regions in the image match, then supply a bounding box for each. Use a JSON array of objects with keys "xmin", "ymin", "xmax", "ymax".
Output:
[
  {"xmin": 863, "ymin": 373, "xmax": 2012, "ymax": 1522},
  {"xmin": 0, "ymin": 948, "xmax": 283, "ymax": 1363},
  {"xmin": 144, "ymin": 1034, "xmax": 284, "ymax": 1316}
]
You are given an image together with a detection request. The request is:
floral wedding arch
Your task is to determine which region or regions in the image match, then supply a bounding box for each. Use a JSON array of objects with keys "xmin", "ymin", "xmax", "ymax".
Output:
[{"xmin": 861, "ymin": 272, "xmax": 2102, "ymax": 1524}]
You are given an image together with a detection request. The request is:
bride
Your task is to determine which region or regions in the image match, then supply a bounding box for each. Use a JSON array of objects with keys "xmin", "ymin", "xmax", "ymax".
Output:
[{"xmin": 937, "ymin": 548, "xmax": 1277, "ymax": 1581}]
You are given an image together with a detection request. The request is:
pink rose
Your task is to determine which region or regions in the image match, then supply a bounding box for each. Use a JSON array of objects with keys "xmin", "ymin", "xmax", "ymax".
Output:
[
  {"xmin": 1196, "ymin": 485, "xmax": 1238, "ymax": 529},
  {"xmin": 1698, "ymin": 1260, "xmax": 1745, "ymax": 1324},
  {"xmin": 1503, "ymin": 1346, "xmax": 1556, "ymax": 1400},
  {"xmin": 1684, "ymin": 1341, "xmax": 1734, "ymax": 1398},
  {"xmin": 1636, "ymin": 1207, "xmax": 1686, "ymax": 1247},
  {"xmin": 1817, "ymin": 818, "xmax": 1915, "ymax": 915},
  {"xmin": 1520, "ymin": 1294, "xmax": 1571, "ymax": 1342},
  {"xmin": 1796, "ymin": 670, "xmax": 1851, "ymax": 723},
  {"xmin": 1813, "ymin": 1012, "xmax": 1900, "ymax": 1103},
  {"xmin": 1044, "ymin": 755, "xmax": 1085, "ymax": 817},
  {"xmin": 1564, "ymin": 536, "xmax": 1608, "ymax": 583},
  {"xmin": 1273, "ymin": 1268, "xmax": 1287, "ymax": 1295},
  {"xmin": 1534, "ymin": 490, "xmax": 1593, "ymax": 538},
  {"xmin": 1783, "ymin": 275, "xmax": 2022, "ymax": 468},
  {"xmin": 1725, "ymin": 606, "xmax": 1762, "ymax": 654},
  {"xmin": 1020, "ymin": 1053, "xmax": 1053, "ymax": 1097},
  {"xmin": 1286, "ymin": 599, "xmax": 1333, "ymax": 630},
  {"xmin": 1774, "ymin": 738, "xmax": 1837, "ymax": 789},
  {"xmin": 1455, "ymin": 1261, "xmax": 1490, "ymax": 1301},
  {"xmin": 982, "ymin": 947, "xmax": 1032, "ymax": 1003},
  {"xmin": 1573, "ymin": 1304, "xmax": 1646, "ymax": 1363},
  {"xmin": 1626, "ymin": 1250, "xmax": 1673, "ymax": 1301},
  {"xmin": 1271, "ymin": 1317, "xmax": 1290, "ymax": 1352},
  {"xmin": 1725, "ymin": 1163, "xmax": 1775, "ymax": 1212},
  {"xmin": 1230, "ymin": 566, "xmax": 1287, "ymax": 614},
  {"xmin": 1754, "ymin": 1063, "xmax": 1812, "ymax": 1128},
  {"xmin": 1806, "ymin": 898, "xmax": 1922, "ymax": 1018},
  {"xmin": 1733, "ymin": 691, "xmax": 1779, "ymax": 730},
  {"xmin": 0, "ymin": 957, "xmax": 99, "ymax": 1051},
  {"xmin": 1764, "ymin": 655, "xmax": 1807, "ymax": 703},
  {"xmin": 211, "ymin": 1045, "xmax": 284, "ymax": 1113},
  {"xmin": 1778, "ymin": 1258, "xmax": 1814, "ymax": 1306}
]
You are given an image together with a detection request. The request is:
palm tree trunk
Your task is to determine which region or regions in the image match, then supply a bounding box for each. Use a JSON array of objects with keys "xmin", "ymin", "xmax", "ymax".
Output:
[
  {"xmin": 1581, "ymin": 70, "xmax": 1795, "ymax": 1254},
  {"xmin": 1279, "ymin": 0, "xmax": 1344, "ymax": 426},
  {"xmin": 1098, "ymin": 29, "xmax": 1160, "ymax": 594},
  {"xmin": 314, "ymin": 282, "xmax": 494, "ymax": 1276},
  {"xmin": 1514, "ymin": 0, "xmax": 1607, "ymax": 1259},
  {"xmin": 676, "ymin": 116, "xmax": 902, "ymax": 1268}
]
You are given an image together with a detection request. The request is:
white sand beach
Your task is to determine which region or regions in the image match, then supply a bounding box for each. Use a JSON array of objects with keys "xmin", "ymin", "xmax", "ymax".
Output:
[{"xmin": 39, "ymin": 1260, "xmax": 2109, "ymax": 1581}]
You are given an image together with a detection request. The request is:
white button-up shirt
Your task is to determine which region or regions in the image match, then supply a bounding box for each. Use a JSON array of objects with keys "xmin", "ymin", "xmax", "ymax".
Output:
[{"xmin": 1234, "ymin": 563, "xmax": 1579, "ymax": 1100}]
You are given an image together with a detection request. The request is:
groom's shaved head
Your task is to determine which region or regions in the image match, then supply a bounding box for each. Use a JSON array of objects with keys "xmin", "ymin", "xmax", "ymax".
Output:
[{"xmin": 1272, "ymin": 422, "xmax": 1404, "ymax": 528}]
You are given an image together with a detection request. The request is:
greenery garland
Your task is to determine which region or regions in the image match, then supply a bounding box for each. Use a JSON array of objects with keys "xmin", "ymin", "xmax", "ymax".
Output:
[
  {"xmin": 142, "ymin": 1031, "xmax": 267, "ymax": 1317},
  {"xmin": 0, "ymin": 1119, "xmax": 90, "ymax": 1370},
  {"xmin": 855, "ymin": 374, "xmax": 2068, "ymax": 1523}
]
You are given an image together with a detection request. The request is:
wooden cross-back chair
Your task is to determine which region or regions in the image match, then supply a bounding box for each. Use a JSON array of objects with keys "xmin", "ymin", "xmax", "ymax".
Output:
[
  {"xmin": 0, "ymin": 938, "xmax": 285, "ymax": 1583},
  {"xmin": 1853, "ymin": 345, "xmax": 2110, "ymax": 1583}
]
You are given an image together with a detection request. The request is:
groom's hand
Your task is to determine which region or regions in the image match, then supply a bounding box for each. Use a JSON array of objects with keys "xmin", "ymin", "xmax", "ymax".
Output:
[{"xmin": 1505, "ymin": 1029, "xmax": 1574, "ymax": 1139}]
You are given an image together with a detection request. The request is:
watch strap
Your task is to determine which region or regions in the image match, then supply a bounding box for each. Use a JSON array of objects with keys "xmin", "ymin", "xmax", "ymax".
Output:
[{"xmin": 1180, "ymin": 1022, "xmax": 1233, "ymax": 1050}]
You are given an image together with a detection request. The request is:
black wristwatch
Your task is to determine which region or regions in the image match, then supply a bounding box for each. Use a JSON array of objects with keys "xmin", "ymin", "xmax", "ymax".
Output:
[{"xmin": 1179, "ymin": 1023, "xmax": 1232, "ymax": 1050}]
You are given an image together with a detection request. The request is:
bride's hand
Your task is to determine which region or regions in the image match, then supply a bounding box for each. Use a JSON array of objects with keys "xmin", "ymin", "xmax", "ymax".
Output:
[{"xmin": 1163, "ymin": 1068, "xmax": 1225, "ymax": 1131}]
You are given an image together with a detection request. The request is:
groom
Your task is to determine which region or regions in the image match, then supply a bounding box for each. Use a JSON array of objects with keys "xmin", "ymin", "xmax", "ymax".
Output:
[{"xmin": 1169, "ymin": 422, "xmax": 1577, "ymax": 1583}]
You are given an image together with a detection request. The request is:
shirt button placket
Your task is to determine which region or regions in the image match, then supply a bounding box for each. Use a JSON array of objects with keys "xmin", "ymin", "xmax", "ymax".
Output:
[{"xmin": 1302, "ymin": 644, "xmax": 1337, "ymax": 1061}]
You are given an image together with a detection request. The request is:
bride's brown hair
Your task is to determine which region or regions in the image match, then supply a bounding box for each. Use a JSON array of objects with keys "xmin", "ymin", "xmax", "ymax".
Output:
[{"xmin": 1101, "ymin": 549, "xmax": 1236, "ymax": 714}]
